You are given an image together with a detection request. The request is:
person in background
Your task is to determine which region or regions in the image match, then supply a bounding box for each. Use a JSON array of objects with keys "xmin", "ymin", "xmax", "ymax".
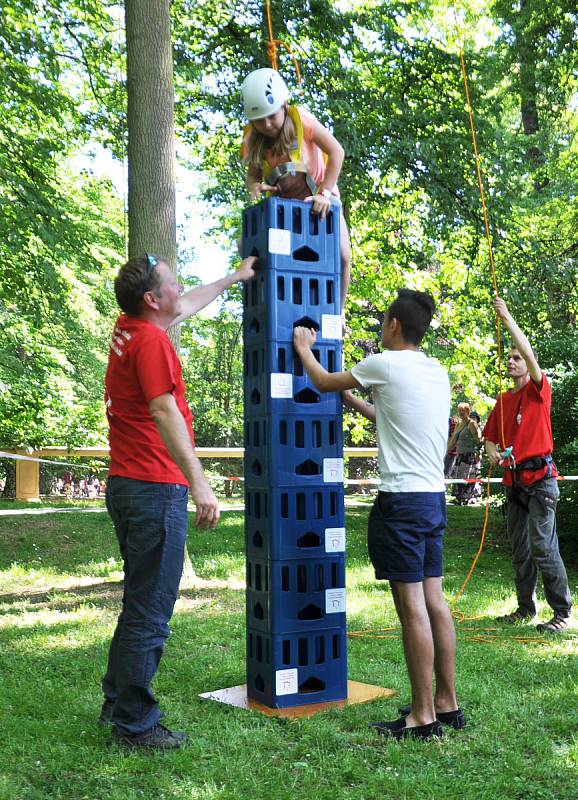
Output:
[
  {"xmin": 448, "ymin": 403, "xmax": 483, "ymax": 505},
  {"xmin": 444, "ymin": 415, "xmax": 458, "ymax": 478}
]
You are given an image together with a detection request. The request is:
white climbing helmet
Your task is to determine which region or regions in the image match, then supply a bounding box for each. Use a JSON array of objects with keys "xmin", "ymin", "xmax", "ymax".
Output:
[{"xmin": 241, "ymin": 68, "xmax": 289, "ymax": 120}]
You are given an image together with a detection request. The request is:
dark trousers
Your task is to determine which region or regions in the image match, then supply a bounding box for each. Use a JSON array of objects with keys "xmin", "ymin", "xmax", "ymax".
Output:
[
  {"xmin": 505, "ymin": 477, "xmax": 572, "ymax": 617},
  {"xmin": 103, "ymin": 476, "xmax": 188, "ymax": 734}
]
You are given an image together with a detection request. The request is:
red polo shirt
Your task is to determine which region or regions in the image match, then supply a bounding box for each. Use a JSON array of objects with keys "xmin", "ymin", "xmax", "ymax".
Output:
[{"xmin": 105, "ymin": 315, "xmax": 194, "ymax": 485}]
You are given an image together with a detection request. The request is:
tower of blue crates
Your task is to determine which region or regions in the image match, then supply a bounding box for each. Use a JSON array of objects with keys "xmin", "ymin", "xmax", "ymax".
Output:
[{"xmin": 242, "ymin": 197, "xmax": 347, "ymax": 708}]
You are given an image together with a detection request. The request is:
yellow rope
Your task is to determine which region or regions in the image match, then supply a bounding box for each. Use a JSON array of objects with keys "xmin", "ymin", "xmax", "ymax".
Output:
[
  {"xmin": 458, "ymin": 50, "xmax": 506, "ymax": 451},
  {"xmin": 264, "ymin": 0, "xmax": 302, "ymax": 85},
  {"xmin": 347, "ymin": 44, "xmax": 537, "ymax": 646}
]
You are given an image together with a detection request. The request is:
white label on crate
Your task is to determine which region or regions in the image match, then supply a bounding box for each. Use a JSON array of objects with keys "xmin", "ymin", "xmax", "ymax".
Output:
[
  {"xmin": 325, "ymin": 527, "xmax": 346, "ymax": 553},
  {"xmin": 270, "ymin": 373, "xmax": 293, "ymax": 398},
  {"xmin": 321, "ymin": 314, "xmax": 343, "ymax": 340},
  {"xmin": 268, "ymin": 228, "xmax": 291, "ymax": 255},
  {"xmin": 323, "ymin": 458, "xmax": 344, "ymax": 483},
  {"xmin": 276, "ymin": 668, "xmax": 298, "ymax": 696},
  {"xmin": 326, "ymin": 588, "xmax": 346, "ymax": 614}
]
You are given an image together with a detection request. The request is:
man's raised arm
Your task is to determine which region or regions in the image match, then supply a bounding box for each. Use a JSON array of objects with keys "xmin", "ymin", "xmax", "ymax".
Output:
[
  {"xmin": 493, "ymin": 297, "xmax": 542, "ymax": 383},
  {"xmin": 171, "ymin": 255, "xmax": 257, "ymax": 326}
]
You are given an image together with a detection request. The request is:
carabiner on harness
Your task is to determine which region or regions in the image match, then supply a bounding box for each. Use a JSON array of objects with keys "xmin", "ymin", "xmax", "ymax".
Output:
[{"xmin": 499, "ymin": 446, "xmax": 517, "ymax": 482}]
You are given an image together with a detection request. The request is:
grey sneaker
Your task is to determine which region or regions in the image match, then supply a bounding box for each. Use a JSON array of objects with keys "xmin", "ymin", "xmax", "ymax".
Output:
[{"xmin": 112, "ymin": 723, "xmax": 188, "ymax": 750}]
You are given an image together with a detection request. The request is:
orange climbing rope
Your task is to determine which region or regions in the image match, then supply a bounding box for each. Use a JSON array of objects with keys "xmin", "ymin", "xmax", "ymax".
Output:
[
  {"xmin": 458, "ymin": 51, "xmax": 506, "ymax": 451},
  {"xmin": 445, "ymin": 51, "xmax": 508, "ymax": 617},
  {"xmin": 264, "ymin": 0, "xmax": 302, "ymax": 85},
  {"xmin": 450, "ymin": 460, "xmax": 493, "ymax": 614},
  {"xmin": 347, "ymin": 48, "xmax": 543, "ymax": 645}
]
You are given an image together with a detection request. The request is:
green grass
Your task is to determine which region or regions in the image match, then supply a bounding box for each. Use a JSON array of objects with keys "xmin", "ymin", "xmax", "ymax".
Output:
[
  {"xmin": 0, "ymin": 503, "xmax": 576, "ymax": 800},
  {"xmin": 0, "ymin": 498, "xmax": 107, "ymax": 510}
]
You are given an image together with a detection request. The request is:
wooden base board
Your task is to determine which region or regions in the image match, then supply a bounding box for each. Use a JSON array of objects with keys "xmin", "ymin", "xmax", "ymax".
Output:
[{"xmin": 199, "ymin": 680, "xmax": 397, "ymax": 719}]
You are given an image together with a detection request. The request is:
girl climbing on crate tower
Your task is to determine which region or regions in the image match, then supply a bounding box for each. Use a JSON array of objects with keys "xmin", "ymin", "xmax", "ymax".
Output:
[{"xmin": 240, "ymin": 67, "xmax": 351, "ymax": 310}]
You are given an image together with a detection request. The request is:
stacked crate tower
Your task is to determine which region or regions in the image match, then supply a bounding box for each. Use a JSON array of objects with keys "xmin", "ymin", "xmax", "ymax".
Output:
[{"xmin": 242, "ymin": 197, "xmax": 347, "ymax": 708}]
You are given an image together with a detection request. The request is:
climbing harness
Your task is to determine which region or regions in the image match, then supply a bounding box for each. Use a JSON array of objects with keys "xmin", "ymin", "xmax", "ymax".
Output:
[{"xmin": 242, "ymin": 105, "xmax": 323, "ymax": 195}]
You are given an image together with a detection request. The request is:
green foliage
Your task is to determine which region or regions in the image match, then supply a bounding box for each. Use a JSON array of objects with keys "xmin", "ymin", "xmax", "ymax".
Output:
[
  {"xmin": 170, "ymin": 0, "xmax": 577, "ymax": 427},
  {"xmin": 0, "ymin": 168, "xmax": 124, "ymax": 448},
  {"xmin": 0, "ymin": 0, "xmax": 125, "ymax": 448},
  {"xmin": 180, "ymin": 299, "xmax": 245, "ymax": 446},
  {"xmin": 0, "ymin": 0, "xmax": 576, "ymax": 517}
]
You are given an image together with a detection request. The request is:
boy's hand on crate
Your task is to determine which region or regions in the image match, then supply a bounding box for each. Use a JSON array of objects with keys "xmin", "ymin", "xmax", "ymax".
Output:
[{"xmin": 293, "ymin": 326, "xmax": 317, "ymax": 352}]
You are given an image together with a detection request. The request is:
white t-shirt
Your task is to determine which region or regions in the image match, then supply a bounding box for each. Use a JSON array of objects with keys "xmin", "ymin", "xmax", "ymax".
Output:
[{"xmin": 351, "ymin": 349, "xmax": 450, "ymax": 492}]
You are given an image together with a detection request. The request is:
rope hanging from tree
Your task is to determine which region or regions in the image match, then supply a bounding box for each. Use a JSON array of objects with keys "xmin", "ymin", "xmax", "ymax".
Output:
[
  {"xmin": 264, "ymin": 0, "xmax": 302, "ymax": 85},
  {"xmin": 349, "ymin": 44, "xmax": 543, "ymax": 645}
]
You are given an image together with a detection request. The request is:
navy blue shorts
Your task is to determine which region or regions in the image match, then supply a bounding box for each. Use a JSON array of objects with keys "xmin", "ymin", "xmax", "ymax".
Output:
[{"xmin": 367, "ymin": 491, "xmax": 446, "ymax": 583}]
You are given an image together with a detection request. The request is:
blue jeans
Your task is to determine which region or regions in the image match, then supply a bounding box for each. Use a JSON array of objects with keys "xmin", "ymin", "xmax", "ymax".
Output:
[{"xmin": 103, "ymin": 476, "xmax": 188, "ymax": 734}]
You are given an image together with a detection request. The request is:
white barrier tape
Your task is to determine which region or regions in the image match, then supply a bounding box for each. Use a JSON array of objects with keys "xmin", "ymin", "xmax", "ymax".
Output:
[
  {"xmin": 206, "ymin": 475, "xmax": 578, "ymax": 485},
  {"xmin": 0, "ymin": 451, "xmax": 91, "ymax": 468},
  {"xmin": 2, "ymin": 451, "xmax": 577, "ymax": 484}
]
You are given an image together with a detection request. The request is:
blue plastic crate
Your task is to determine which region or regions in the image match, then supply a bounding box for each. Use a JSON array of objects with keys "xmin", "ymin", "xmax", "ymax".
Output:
[
  {"xmin": 242, "ymin": 197, "xmax": 341, "ymax": 276},
  {"xmin": 244, "ymin": 340, "xmax": 342, "ymax": 418},
  {"xmin": 245, "ymin": 486, "xmax": 345, "ymax": 561},
  {"xmin": 246, "ymin": 626, "xmax": 348, "ymax": 708},
  {"xmin": 246, "ymin": 556, "xmax": 346, "ymax": 633},
  {"xmin": 244, "ymin": 414, "xmax": 344, "ymax": 488},
  {"xmin": 243, "ymin": 268, "xmax": 342, "ymax": 344}
]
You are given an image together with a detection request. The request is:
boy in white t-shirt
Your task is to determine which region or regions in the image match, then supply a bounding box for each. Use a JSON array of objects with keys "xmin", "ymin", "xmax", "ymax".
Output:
[{"xmin": 293, "ymin": 289, "xmax": 464, "ymax": 740}]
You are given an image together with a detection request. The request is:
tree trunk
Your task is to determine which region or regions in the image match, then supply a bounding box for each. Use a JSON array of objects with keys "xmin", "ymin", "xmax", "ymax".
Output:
[
  {"xmin": 125, "ymin": 0, "xmax": 194, "ymax": 584},
  {"xmin": 125, "ymin": 0, "xmax": 177, "ymax": 269},
  {"xmin": 518, "ymin": 0, "xmax": 548, "ymax": 191},
  {"xmin": 180, "ymin": 547, "xmax": 199, "ymax": 589}
]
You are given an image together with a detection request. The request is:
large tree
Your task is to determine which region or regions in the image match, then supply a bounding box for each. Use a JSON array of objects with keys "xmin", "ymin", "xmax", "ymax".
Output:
[{"xmin": 125, "ymin": 0, "xmax": 177, "ymax": 270}]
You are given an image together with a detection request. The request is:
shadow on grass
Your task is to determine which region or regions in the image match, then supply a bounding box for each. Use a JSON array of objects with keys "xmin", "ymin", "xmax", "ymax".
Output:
[
  {"xmin": 1, "ymin": 581, "xmax": 577, "ymax": 800},
  {"xmin": 0, "ymin": 576, "xmax": 245, "ymax": 619},
  {"xmin": 0, "ymin": 501, "xmax": 576, "ymax": 800}
]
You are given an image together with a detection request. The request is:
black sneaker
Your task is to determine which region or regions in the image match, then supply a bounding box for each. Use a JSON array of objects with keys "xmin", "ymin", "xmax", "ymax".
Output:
[
  {"xmin": 398, "ymin": 705, "xmax": 467, "ymax": 730},
  {"xmin": 98, "ymin": 699, "xmax": 115, "ymax": 727},
  {"xmin": 371, "ymin": 717, "xmax": 442, "ymax": 741},
  {"xmin": 496, "ymin": 608, "xmax": 535, "ymax": 623},
  {"xmin": 536, "ymin": 614, "xmax": 570, "ymax": 634},
  {"xmin": 112, "ymin": 723, "xmax": 188, "ymax": 750}
]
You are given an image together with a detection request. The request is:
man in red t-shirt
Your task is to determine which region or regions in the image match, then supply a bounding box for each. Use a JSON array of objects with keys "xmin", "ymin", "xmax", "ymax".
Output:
[
  {"xmin": 100, "ymin": 252, "xmax": 255, "ymax": 750},
  {"xmin": 483, "ymin": 298, "xmax": 572, "ymax": 634}
]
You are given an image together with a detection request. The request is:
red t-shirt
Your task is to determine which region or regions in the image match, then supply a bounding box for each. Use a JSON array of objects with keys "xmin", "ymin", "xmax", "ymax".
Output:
[
  {"xmin": 483, "ymin": 374, "xmax": 557, "ymax": 486},
  {"xmin": 105, "ymin": 315, "xmax": 194, "ymax": 485}
]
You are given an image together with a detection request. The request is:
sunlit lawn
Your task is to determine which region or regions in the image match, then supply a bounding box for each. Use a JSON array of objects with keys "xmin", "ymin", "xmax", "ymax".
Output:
[{"xmin": 0, "ymin": 501, "xmax": 576, "ymax": 800}]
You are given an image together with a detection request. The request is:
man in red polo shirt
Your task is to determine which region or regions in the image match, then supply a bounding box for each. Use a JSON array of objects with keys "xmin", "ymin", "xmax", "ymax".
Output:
[
  {"xmin": 100, "ymin": 252, "xmax": 255, "ymax": 750},
  {"xmin": 484, "ymin": 297, "xmax": 572, "ymax": 634}
]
